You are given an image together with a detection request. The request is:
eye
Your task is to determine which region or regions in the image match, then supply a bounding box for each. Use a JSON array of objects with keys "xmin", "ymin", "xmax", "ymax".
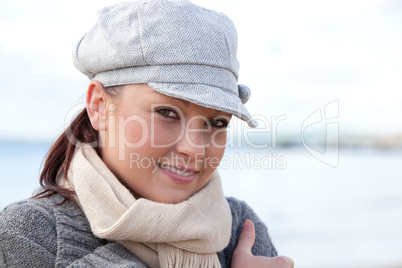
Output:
[
  {"xmin": 156, "ymin": 107, "xmax": 180, "ymax": 119},
  {"xmin": 207, "ymin": 118, "xmax": 229, "ymax": 128}
]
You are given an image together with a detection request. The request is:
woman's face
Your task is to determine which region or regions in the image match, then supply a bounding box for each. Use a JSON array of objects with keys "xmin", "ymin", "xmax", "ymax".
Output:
[{"xmin": 100, "ymin": 84, "xmax": 231, "ymax": 204}]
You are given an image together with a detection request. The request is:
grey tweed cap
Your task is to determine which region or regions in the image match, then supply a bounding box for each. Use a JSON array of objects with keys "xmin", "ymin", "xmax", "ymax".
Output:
[{"xmin": 73, "ymin": 0, "xmax": 257, "ymax": 127}]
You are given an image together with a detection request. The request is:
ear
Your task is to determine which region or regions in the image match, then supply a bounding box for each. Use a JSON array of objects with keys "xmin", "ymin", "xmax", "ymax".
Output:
[{"xmin": 86, "ymin": 80, "xmax": 108, "ymax": 131}]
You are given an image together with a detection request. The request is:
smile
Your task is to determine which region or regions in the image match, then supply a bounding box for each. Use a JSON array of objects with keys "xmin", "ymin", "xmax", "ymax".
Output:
[{"xmin": 158, "ymin": 163, "xmax": 196, "ymax": 177}]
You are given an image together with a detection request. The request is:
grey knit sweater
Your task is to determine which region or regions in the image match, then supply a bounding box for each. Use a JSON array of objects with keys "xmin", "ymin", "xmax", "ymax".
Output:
[{"xmin": 0, "ymin": 193, "xmax": 277, "ymax": 267}]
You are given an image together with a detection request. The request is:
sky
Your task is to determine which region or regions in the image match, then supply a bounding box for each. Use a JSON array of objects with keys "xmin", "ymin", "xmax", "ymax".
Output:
[{"xmin": 1, "ymin": 0, "xmax": 402, "ymax": 141}]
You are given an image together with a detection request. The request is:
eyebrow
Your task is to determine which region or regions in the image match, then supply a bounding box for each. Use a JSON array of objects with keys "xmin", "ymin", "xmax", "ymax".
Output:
[{"xmin": 179, "ymin": 98, "xmax": 190, "ymax": 108}]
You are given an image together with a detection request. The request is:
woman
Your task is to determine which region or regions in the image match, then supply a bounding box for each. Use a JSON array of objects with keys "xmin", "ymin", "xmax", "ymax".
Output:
[{"xmin": 0, "ymin": 0, "xmax": 293, "ymax": 267}]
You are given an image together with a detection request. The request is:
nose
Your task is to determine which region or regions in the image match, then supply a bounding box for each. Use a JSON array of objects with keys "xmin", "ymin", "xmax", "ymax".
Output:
[{"xmin": 175, "ymin": 121, "xmax": 207, "ymax": 159}]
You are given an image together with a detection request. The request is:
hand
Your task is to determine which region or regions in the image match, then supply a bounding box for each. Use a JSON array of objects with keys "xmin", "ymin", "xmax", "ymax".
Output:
[{"xmin": 232, "ymin": 220, "xmax": 294, "ymax": 268}]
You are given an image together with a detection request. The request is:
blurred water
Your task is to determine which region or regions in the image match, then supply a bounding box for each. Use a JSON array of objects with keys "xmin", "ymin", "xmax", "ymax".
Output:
[
  {"xmin": 1, "ymin": 141, "xmax": 401, "ymax": 268},
  {"xmin": 0, "ymin": 141, "xmax": 51, "ymax": 207},
  {"xmin": 220, "ymin": 147, "xmax": 402, "ymax": 268}
]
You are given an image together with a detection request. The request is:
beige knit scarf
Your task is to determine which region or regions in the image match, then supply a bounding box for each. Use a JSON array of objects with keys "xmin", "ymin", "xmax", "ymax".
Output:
[{"xmin": 63, "ymin": 143, "xmax": 232, "ymax": 268}]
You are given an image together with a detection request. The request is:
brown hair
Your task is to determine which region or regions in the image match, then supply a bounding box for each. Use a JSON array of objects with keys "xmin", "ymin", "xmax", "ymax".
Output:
[{"xmin": 34, "ymin": 85, "xmax": 121, "ymax": 203}]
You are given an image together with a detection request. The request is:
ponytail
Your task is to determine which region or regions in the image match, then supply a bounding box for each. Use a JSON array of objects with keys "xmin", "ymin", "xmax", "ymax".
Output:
[{"xmin": 34, "ymin": 108, "xmax": 99, "ymax": 203}]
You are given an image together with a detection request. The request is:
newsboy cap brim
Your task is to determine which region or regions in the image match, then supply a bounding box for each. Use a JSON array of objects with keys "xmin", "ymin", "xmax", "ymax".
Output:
[{"xmin": 148, "ymin": 82, "xmax": 257, "ymax": 127}]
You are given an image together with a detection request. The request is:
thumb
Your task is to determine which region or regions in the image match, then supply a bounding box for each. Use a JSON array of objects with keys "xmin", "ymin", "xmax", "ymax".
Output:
[{"xmin": 236, "ymin": 220, "xmax": 256, "ymax": 253}]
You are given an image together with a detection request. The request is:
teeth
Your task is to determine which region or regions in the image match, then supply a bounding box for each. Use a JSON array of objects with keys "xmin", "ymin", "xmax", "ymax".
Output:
[{"xmin": 159, "ymin": 163, "xmax": 195, "ymax": 177}]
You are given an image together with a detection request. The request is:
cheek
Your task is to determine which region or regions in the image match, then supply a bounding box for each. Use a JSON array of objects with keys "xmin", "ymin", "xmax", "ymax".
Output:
[
  {"xmin": 205, "ymin": 132, "xmax": 227, "ymax": 169},
  {"xmin": 151, "ymin": 122, "xmax": 183, "ymax": 146},
  {"xmin": 122, "ymin": 118, "xmax": 149, "ymax": 145},
  {"xmin": 122, "ymin": 122, "xmax": 180, "ymax": 162},
  {"xmin": 209, "ymin": 130, "xmax": 228, "ymax": 148},
  {"xmin": 205, "ymin": 148, "xmax": 225, "ymax": 170}
]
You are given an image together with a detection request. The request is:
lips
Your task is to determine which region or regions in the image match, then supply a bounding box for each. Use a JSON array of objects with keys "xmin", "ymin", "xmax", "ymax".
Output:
[{"xmin": 158, "ymin": 163, "xmax": 196, "ymax": 177}]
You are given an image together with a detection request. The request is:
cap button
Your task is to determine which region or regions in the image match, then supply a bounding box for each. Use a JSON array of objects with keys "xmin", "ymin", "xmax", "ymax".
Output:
[{"xmin": 238, "ymin": 84, "xmax": 251, "ymax": 104}]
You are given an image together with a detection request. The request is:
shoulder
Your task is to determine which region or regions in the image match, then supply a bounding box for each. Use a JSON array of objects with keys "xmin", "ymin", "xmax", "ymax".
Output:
[
  {"xmin": 0, "ymin": 192, "xmax": 82, "ymax": 227},
  {"xmin": 0, "ymin": 193, "xmax": 82, "ymax": 242},
  {"xmin": 218, "ymin": 197, "xmax": 278, "ymax": 267},
  {"xmin": 225, "ymin": 196, "xmax": 261, "ymax": 222},
  {"xmin": 0, "ymin": 194, "xmax": 59, "ymax": 237},
  {"xmin": 0, "ymin": 192, "xmax": 104, "ymax": 267},
  {"xmin": 225, "ymin": 196, "xmax": 272, "ymax": 239},
  {"xmin": 0, "ymin": 194, "xmax": 62, "ymax": 265}
]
